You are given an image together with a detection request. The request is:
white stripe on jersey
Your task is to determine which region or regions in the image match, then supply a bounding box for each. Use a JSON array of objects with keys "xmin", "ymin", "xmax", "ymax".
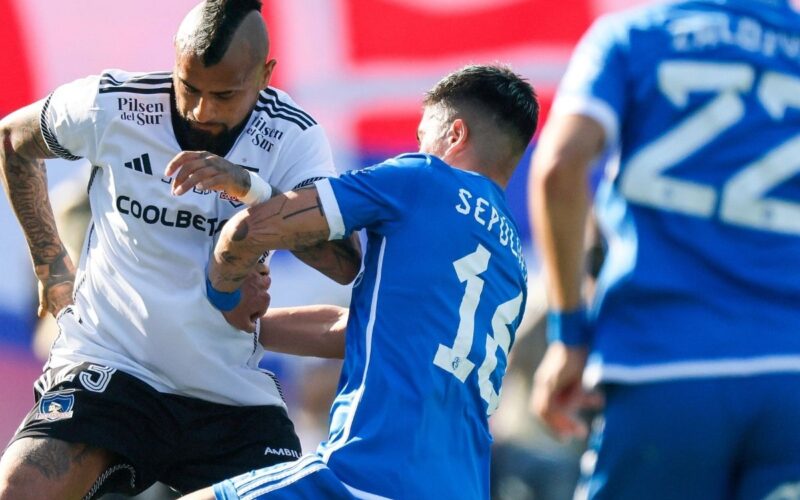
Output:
[
  {"xmin": 315, "ymin": 178, "xmax": 345, "ymax": 240},
  {"xmin": 233, "ymin": 455, "xmax": 325, "ymax": 499},
  {"xmin": 321, "ymin": 237, "xmax": 387, "ymax": 462},
  {"xmin": 585, "ymin": 355, "xmax": 800, "ymax": 387}
]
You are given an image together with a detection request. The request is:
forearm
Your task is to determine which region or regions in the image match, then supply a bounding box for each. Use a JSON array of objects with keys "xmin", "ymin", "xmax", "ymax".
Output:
[
  {"xmin": 291, "ymin": 233, "xmax": 361, "ymax": 285},
  {"xmin": 531, "ymin": 114, "xmax": 604, "ymax": 310},
  {"xmin": 533, "ymin": 167, "xmax": 590, "ymax": 310},
  {"xmin": 209, "ymin": 208, "xmax": 266, "ymax": 292},
  {"xmin": 0, "ymin": 105, "xmax": 73, "ymax": 294},
  {"xmin": 259, "ymin": 305, "xmax": 347, "ymax": 359},
  {"xmin": 209, "ymin": 188, "xmax": 336, "ymax": 292}
]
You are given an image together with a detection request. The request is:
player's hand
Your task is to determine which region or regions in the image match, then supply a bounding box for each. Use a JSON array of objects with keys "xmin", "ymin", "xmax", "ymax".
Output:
[
  {"xmin": 222, "ymin": 262, "xmax": 271, "ymax": 333},
  {"xmin": 165, "ymin": 151, "xmax": 250, "ymax": 199},
  {"xmin": 34, "ymin": 252, "xmax": 76, "ymax": 318},
  {"xmin": 530, "ymin": 343, "xmax": 602, "ymax": 440}
]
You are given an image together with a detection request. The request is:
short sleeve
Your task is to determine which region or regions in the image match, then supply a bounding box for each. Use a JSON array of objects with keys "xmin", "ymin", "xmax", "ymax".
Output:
[
  {"xmin": 40, "ymin": 75, "xmax": 101, "ymax": 161},
  {"xmin": 315, "ymin": 155, "xmax": 425, "ymax": 239},
  {"xmin": 552, "ymin": 14, "xmax": 630, "ymax": 146},
  {"xmin": 270, "ymin": 124, "xmax": 337, "ymax": 192}
]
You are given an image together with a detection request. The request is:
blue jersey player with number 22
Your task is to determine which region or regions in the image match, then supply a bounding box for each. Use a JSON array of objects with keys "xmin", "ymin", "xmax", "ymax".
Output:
[
  {"xmin": 530, "ymin": 0, "xmax": 800, "ymax": 499},
  {"xmin": 178, "ymin": 64, "xmax": 539, "ymax": 499}
]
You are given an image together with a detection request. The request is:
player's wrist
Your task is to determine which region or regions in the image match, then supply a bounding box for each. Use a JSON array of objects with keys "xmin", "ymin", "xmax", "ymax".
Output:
[
  {"xmin": 240, "ymin": 171, "xmax": 273, "ymax": 205},
  {"xmin": 546, "ymin": 308, "xmax": 590, "ymax": 346},
  {"xmin": 205, "ymin": 273, "xmax": 242, "ymax": 312}
]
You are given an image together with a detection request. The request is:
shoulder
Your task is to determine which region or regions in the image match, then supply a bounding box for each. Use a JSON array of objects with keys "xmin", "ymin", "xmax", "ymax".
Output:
[
  {"xmin": 347, "ymin": 153, "xmax": 449, "ymax": 187},
  {"xmin": 254, "ymin": 86, "xmax": 319, "ymax": 132},
  {"xmin": 95, "ymin": 69, "xmax": 173, "ymax": 96},
  {"xmin": 379, "ymin": 152, "xmax": 442, "ymax": 170}
]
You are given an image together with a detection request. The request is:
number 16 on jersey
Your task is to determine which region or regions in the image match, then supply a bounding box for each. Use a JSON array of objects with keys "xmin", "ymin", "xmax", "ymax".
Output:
[{"xmin": 433, "ymin": 244, "xmax": 524, "ymax": 415}]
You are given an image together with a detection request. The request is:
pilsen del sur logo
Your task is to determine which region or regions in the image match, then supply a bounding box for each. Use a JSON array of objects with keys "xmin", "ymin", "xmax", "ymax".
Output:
[{"xmin": 117, "ymin": 97, "xmax": 164, "ymax": 125}]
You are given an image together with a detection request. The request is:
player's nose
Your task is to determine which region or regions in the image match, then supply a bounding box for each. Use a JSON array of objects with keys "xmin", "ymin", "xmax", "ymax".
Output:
[{"xmin": 193, "ymin": 96, "xmax": 217, "ymax": 124}]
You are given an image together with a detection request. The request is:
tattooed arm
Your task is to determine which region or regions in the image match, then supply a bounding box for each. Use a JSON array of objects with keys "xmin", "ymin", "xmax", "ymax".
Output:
[
  {"xmin": 290, "ymin": 233, "xmax": 361, "ymax": 285},
  {"xmin": 209, "ymin": 187, "xmax": 340, "ymax": 293},
  {"xmin": 165, "ymin": 151, "xmax": 362, "ymax": 285},
  {"xmin": 0, "ymin": 100, "xmax": 76, "ymax": 317}
]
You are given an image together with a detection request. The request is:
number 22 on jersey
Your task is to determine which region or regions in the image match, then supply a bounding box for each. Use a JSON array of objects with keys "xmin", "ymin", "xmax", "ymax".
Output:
[
  {"xmin": 433, "ymin": 244, "xmax": 524, "ymax": 415},
  {"xmin": 620, "ymin": 61, "xmax": 800, "ymax": 235}
]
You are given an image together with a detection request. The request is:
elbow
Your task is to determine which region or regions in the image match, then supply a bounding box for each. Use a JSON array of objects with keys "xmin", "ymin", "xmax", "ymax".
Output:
[
  {"xmin": 333, "ymin": 262, "xmax": 360, "ymax": 285},
  {"xmin": 321, "ymin": 264, "xmax": 359, "ymax": 286},
  {"xmin": 335, "ymin": 235, "xmax": 363, "ymax": 285}
]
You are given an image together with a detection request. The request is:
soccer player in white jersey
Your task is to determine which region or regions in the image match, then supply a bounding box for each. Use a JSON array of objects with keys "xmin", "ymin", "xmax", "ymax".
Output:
[
  {"xmin": 530, "ymin": 0, "xmax": 800, "ymax": 498},
  {"xmin": 0, "ymin": 1, "xmax": 360, "ymax": 498},
  {"xmin": 175, "ymin": 64, "xmax": 539, "ymax": 500}
]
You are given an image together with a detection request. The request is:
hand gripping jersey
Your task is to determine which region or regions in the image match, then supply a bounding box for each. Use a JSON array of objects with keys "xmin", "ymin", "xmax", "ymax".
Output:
[
  {"xmin": 40, "ymin": 70, "xmax": 335, "ymax": 406},
  {"xmin": 313, "ymin": 154, "xmax": 528, "ymax": 499},
  {"xmin": 553, "ymin": 0, "xmax": 800, "ymax": 385}
]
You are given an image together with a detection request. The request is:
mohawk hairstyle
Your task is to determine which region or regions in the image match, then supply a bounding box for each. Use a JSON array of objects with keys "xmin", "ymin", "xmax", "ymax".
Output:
[
  {"xmin": 187, "ymin": 0, "xmax": 263, "ymax": 66},
  {"xmin": 423, "ymin": 64, "xmax": 539, "ymax": 152}
]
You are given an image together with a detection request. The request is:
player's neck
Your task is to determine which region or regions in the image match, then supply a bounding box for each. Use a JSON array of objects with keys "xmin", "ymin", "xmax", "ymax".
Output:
[{"xmin": 447, "ymin": 155, "xmax": 510, "ymax": 189}]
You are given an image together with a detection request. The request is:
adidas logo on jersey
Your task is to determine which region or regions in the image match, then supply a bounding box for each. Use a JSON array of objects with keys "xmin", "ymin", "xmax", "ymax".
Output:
[
  {"xmin": 124, "ymin": 153, "xmax": 153, "ymax": 175},
  {"xmin": 264, "ymin": 447, "xmax": 301, "ymax": 459}
]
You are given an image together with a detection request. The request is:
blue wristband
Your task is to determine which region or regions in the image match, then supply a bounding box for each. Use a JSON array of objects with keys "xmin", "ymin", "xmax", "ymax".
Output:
[
  {"xmin": 546, "ymin": 308, "xmax": 589, "ymax": 346},
  {"xmin": 205, "ymin": 275, "xmax": 242, "ymax": 312}
]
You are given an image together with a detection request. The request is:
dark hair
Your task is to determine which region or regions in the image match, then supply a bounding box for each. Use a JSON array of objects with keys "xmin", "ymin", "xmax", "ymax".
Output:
[
  {"xmin": 192, "ymin": 0, "xmax": 263, "ymax": 66},
  {"xmin": 423, "ymin": 64, "xmax": 539, "ymax": 152}
]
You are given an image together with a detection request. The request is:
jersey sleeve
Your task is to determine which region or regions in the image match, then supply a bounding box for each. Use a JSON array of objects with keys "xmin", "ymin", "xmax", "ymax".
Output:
[
  {"xmin": 40, "ymin": 75, "xmax": 102, "ymax": 161},
  {"xmin": 314, "ymin": 155, "xmax": 425, "ymax": 239},
  {"xmin": 269, "ymin": 124, "xmax": 337, "ymax": 192},
  {"xmin": 552, "ymin": 13, "xmax": 630, "ymax": 146}
]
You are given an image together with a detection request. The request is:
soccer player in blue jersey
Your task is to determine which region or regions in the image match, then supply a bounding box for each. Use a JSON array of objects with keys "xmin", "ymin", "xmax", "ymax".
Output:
[
  {"xmin": 176, "ymin": 64, "xmax": 539, "ymax": 499},
  {"xmin": 530, "ymin": 1, "xmax": 800, "ymax": 498}
]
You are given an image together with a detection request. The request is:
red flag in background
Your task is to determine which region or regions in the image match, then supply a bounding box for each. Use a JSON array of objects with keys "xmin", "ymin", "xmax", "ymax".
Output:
[
  {"xmin": 346, "ymin": 0, "xmax": 592, "ymax": 63},
  {"xmin": 264, "ymin": 0, "xmax": 594, "ymax": 162},
  {"xmin": 0, "ymin": 0, "xmax": 34, "ymax": 118},
  {"xmin": 264, "ymin": 0, "xmax": 600, "ymax": 240}
]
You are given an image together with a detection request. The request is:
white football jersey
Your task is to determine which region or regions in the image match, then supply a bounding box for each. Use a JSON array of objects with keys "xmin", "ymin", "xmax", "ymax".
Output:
[{"xmin": 40, "ymin": 69, "xmax": 336, "ymax": 407}]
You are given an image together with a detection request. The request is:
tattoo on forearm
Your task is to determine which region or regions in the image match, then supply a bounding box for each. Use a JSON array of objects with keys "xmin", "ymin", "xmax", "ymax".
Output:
[
  {"xmin": 283, "ymin": 196, "xmax": 324, "ymax": 220},
  {"xmin": 289, "ymin": 231, "xmax": 334, "ymax": 249},
  {"xmin": 292, "ymin": 236, "xmax": 360, "ymax": 281},
  {"xmin": 2, "ymin": 127, "xmax": 64, "ymax": 268},
  {"xmin": 35, "ymin": 246, "xmax": 74, "ymax": 285}
]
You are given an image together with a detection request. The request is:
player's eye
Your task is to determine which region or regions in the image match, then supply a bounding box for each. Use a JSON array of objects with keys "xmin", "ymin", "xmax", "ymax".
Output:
[
  {"xmin": 214, "ymin": 92, "xmax": 235, "ymax": 100},
  {"xmin": 183, "ymin": 83, "xmax": 198, "ymax": 94}
]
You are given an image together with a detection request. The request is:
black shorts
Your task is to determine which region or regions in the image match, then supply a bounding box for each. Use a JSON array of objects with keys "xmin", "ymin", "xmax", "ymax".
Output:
[{"xmin": 10, "ymin": 362, "xmax": 301, "ymax": 496}]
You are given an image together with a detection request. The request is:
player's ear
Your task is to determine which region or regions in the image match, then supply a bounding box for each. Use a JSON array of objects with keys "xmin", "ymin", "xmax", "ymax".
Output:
[
  {"xmin": 261, "ymin": 59, "xmax": 277, "ymax": 89},
  {"xmin": 445, "ymin": 118, "xmax": 469, "ymax": 155}
]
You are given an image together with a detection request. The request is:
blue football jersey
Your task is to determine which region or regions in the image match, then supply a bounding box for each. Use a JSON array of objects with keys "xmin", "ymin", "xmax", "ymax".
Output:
[
  {"xmin": 313, "ymin": 154, "xmax": 527, "ymax": 499},
  {"xmin": 554, "ymin": 0, "xmax": 800, "ymax": 385}
]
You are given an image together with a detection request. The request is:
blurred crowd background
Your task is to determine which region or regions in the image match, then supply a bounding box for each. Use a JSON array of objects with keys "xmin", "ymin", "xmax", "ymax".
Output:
[{"xmin": 0, "ymin": 0, "xmax": 647, "ymax": 497}]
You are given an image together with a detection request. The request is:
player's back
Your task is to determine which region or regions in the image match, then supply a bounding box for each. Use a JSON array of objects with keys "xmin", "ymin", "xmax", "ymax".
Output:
[
  {"xmin": 318, "ymin": 154, "xmax": 527, "ymax": 499},
  {"xmin": 582, "ymin": 0, "xmax": 800, "ymax": 381}
]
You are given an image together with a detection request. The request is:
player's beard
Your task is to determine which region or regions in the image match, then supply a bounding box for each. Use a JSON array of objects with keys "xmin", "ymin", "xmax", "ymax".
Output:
[
  {"xmin": 169, "ymin": 91, "xmax": 250, "ymax": 156},
  {"xmin": 172, "ymin": 114, "xmax": 247, "ymax": 157}
]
